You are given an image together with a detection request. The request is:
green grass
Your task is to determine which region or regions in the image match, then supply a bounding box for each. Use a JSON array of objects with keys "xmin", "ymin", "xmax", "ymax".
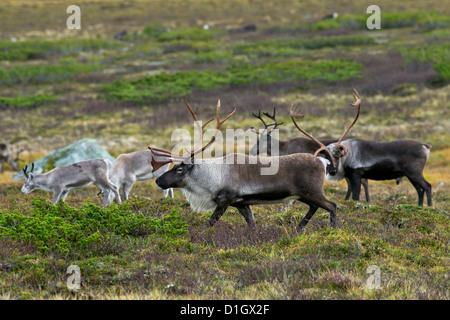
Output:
[
  {"xmin": 0, "ymin": 94, "xmax": 56, "ymax": 108},
  {"xmin": 232, "ymin": 35, "xmax": 376, "ymax": 58},
  {"xmin": 0, "ymin": 38, "xmax": 118, "ymax": 61},
  {"xmin": 0, "ymin": 61, "xmax": 103, "ymax": 86},
  {"xmin": 308, "ymin": 11, "xmax": 450, "ymax": 31},
  {"xmin": 400, "ymin": 42, "xmax": 450, "ymax": 82},
  {"xmin": 102, "ymin": 58, "xmax": 363, "ymax": 103}
]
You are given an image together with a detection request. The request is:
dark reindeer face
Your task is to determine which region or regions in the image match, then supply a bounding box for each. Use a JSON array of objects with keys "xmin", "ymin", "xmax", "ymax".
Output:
[
  {"xmin": 322, "ymin": 143, "xmax": 347, "ymax": 176},
  {"xmin": 155, "ymin": 162, "xmax": 194, "ymax": 189},
  {"xmin": 250, "ymin": 131, "xmax": 272, "ymax": 156}
]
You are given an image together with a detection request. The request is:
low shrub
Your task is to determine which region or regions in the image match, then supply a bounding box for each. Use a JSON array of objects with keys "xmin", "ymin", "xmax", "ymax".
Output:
[
  {"xmin": 0, "ymin": 94, "xmax": 56, "ymax": 108},
  {"xmin": 0, "ymin": 197, "xmax": 188, "ymax": 257},
  {"xmin": 0, "ymin": 38, "xmax": 118, "ymax": 61}
]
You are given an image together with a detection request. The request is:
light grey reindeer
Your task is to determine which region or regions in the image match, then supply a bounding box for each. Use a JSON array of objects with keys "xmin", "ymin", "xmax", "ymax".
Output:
[
  {"xmin": 152, "ymin": 92, "xmax": 361, "ymax": 231},
  {"xmin": 248, "ymin": 99, "xmax": 371, "ymax": 202},
  {"xmin": 21, "ymin": 159, "xmax": 121, "ymax": 205},
  {"xmin": 0, "ymin": 143, "xmax": 23, "ymax": 173},
  {"xmin": 102, "ymin": 149, "xmax": 174, "ymax": 206}
]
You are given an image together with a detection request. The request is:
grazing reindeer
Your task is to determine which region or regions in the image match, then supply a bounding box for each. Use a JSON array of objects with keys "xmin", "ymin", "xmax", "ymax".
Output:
[
  {"xmin": 152, "ymin": 91, "xmax": 360, "ymax": 231},
  {"xmin": 324, "ymin": 138, "xmax": 432, "ymax": 206},
  {"xmin": 0, "ymin": 143, "xmax": 23, "ymax": 173},
  {"xmin": 21, "ymin": 159, "xmax": 121, "ymax": 205},
  {"xmin": 102, "ymin": 150, "xmax": 174, "ymax": 206},
  {"xmin": 249, "ymin": 100, "xmax": 371, "ymax": 202}
]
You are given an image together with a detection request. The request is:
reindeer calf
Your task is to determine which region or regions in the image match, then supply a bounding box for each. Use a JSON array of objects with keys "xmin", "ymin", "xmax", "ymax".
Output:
[
  {"xmin": 21, "ymin": 159, "xmax": 121, "ymax": 205},
  {"xmin": 102, "ymin": 150, "xmax": 174, "ymax": 206}
]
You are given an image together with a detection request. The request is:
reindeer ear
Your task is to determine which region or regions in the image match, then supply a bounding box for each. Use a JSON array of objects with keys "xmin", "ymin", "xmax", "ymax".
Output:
[{"xmin": 334, "ymin": 145, "xmax": 346, "ymax": 157}]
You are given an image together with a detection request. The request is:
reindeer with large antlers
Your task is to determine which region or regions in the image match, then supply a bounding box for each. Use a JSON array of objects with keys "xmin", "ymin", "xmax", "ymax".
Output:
[
  {"xmin": 249, "ymin": 90, "xmax": 371, "ymax": 202},
  {"xmin": 152, "ymin": 92, "xmax": 360, "ymax": 231},
  {"xmin": 323, "ymin": 93, "xmax": 433, "ymax": 206}
]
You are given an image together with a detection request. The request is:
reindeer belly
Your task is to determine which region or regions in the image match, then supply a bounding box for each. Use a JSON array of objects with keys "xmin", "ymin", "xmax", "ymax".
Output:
[
  {"xmin": 136, "ymin": 172, "xmax": 155, "ymax": 181},
  {"xmin": 235, "ymin": 190, "xmax": 296, "ymax": 205},
  {"xmin": 64, "ymin": 180, "xmax": 94, "ymax": 191},
  {"xmin": 359, "ymin": 160, "xmax": 404, "ymax": 180}
]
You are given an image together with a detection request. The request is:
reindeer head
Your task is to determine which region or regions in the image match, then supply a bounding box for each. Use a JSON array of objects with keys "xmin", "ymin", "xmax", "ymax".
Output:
[
  {"xmin": 325, "ymin": 89, "xmax": 361, "ymax": 174},
  {"xmin": 151, "ymin": 97, "xmax": 236, "ymax": 190},
  {"xmin": 249, "ymin": 107, "xmax": 283, "ymax": 156},
  {"xmin": 290, "ymin": 89, "xmax": 361, "ymax": 175},
  {"xmin": 21, "ymin": 163, "xmax": 36, "ymax": 194}
]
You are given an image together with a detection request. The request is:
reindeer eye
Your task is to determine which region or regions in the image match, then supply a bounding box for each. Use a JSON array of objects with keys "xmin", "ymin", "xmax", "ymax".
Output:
[{"xmin": 176, "ymin": 167, "xmax": 183, "ymax": 174}]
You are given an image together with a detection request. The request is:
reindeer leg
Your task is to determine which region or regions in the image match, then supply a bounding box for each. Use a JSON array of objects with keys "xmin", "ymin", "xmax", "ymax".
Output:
[
  {"xmin": 298, "ymin": 197, "xmax": 337, "ymax": 232},
  {"xmin": 407, "ymin": 174, "xmax": 432, "ymax": 207},
  {"xmin": 52, "ymin": 188, "xmax": 64, "ymax": 204},
  {"xmin": 121, "ymin": 182, "xmax": 134, "ymax": 202},
  {"xmin": 361, "ymin": 178, "xmax": 371, "ymax": 202},
  {"xmin": 61, "ymin": 190, "xmax": 70, "ymax": 201},
  {"xmin": 0, "ymin": 161, "xmax": 4, "ymax": 173},
  {"xmin": 347, "ymin": 169, "xmax": 362, "ymax": 201},
  {"xmin": 344, "ymin": 177, "xmax": 352, "ymax": 200},
  {"xmin": 234, "ymin": 204, "xmax": 256, "ymax": 228},
  {"xmin": 298, "ymin": 204, "xmax": 319, "ymax": 232},
  {"xmin": 208, "ymin": 191, "xmax": 234, "ymax": 227}
]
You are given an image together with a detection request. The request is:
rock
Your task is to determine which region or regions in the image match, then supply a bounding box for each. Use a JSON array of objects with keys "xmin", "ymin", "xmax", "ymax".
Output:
[{"xmin": 14, "ymin": 138, "xmax": 115, "ymax": 180}]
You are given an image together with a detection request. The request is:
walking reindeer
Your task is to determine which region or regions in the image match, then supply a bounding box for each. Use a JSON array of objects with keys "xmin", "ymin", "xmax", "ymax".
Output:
[
  {"xmin": 101, "ymin": 149, "xmax": 174, "ymax": 206},
  {"xmin": 324, "ymin": 138, "xmax": 432, "ymax": 206},
  {"xmin": 249, "ymin": 97, "xmax": 371, "ymax": 202},
  {"xmin": 151, "ymin": 91, "xmax": 361, "ymax": 231},
  {"xmin": 21, "ymin": 159, "xmax": 121, "ymax": 205}
]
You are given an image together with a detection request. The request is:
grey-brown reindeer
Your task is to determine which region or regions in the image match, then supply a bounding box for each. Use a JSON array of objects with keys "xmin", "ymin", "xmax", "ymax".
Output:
[
  {"xmin": 152, "ymin": 91, "xmax": 361, "ymax": 232},
  {"xmin": 0, "ymin": 143, "xmax": 23, "ymax": 173},
  {"xmin": 248, "ymin": 93, "xmax": 371, "ymax": 202},
  {"xmin": 21, "ymin": 159, "xmax": 121, "ymax": 205}
]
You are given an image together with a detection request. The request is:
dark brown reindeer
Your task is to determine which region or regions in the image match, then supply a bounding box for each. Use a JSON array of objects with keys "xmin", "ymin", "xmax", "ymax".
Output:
[
  {"xmin": 152, "ymin": 92, "xmax": 361, "ymax": 231},
  {"xmin": 324, "ymin": 138, "xmax": 433, "ymax": 206},
  {"xmin": 249, "ymin": 92, "xmax": 371, "ymax": 202},
  {"xmin": 0, "ymin": 143, "xmax": 24, "ymax": 173}
]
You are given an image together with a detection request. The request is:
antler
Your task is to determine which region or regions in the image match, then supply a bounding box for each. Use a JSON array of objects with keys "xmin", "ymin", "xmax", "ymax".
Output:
[
  {"xmin": 290, "ymin": 104, "xmax": 337, "ymax": 167},
  {"xmin": 251, "ymin": 110, "xmax": 269, "ymax": 130},
  {"xmin": 22, "ymin": 162, "xmax": 34, "ymax": 179},
  {"xmin": 262, "ymin": 107, "xmax": 284, "ymax": 131},
  {"xmin": 150, "ymin": 98, "xmax": 236, "ymax": 165},
  {"xmin": 333, "ymin": 88, "xmax": 361, "ymax": 157},
  {"xmin": 188, "ymin": 99, "xmax": 236, "ymax": 159},
  {"xmin": 251, "ymin": 107, "xmax": 283, "ymax": 134}
]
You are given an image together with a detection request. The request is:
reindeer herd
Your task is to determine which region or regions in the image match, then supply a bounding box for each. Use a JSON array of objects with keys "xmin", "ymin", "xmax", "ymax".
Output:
[{"xmin": 2, "ymin": 89, "xmax": 433, "ymax": 231}]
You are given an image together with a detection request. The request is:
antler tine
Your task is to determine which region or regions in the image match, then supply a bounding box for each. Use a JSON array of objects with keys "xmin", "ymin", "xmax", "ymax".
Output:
[
  {"xmin": 334, "ymin": 89, "xmax": 361, "ymax": 156},
  {"xmin": 263, "ymin": 106, "xmax": 284, "ymax": 131},
  {"xmin": 184, "ymin": 97, "xmax": 199, "ymax": 121},
  {"xmin": 189, "ymin": 99, "xmax": 236, "ymax": 158},
  {"xmin": 22, "ymin": 165, "xmax": 29, "ymax": 179},
  {"xmin": 252, "ymin": 109, "xmax": 269, "ymax": 129},
  {"xmin": 31, "ymin": 163, "xmax": 34, "ymax": 173},
  {"xmin": 290, "ymin": 103, "xmax": 337, "ymax": 167}
]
